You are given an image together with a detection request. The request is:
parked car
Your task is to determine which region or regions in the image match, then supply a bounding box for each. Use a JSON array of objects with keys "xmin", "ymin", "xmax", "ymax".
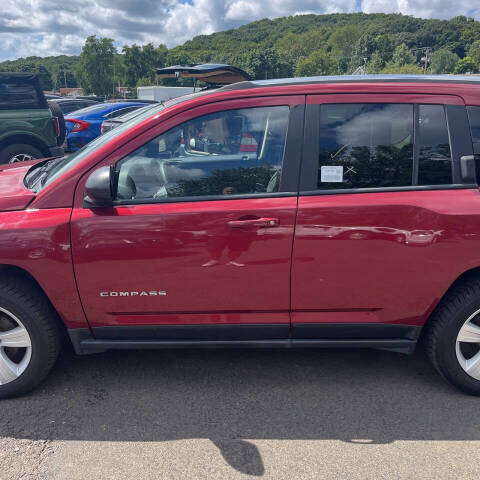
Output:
[
  {"xmin": 64, "ymin": 101, "xmax": 148, "ymax": 150},
  {"xmin": 101, "ymin": 104, "xmax": 160, "ymax": 134},
  {"xmin": 47, "ymin": 97, "xmax": 99, "ymax": 115},
  {"xmin": 0, "ymin": 72, "xmax": 64, "ymax": 163},
  {"xmin": 3, "ymin": 75, "xmax": 480, "ymax": 398}
]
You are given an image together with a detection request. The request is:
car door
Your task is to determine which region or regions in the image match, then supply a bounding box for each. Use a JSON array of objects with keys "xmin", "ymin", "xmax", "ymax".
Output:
[
  {"xmin": 291, "ymin": 93, "xmax": 476, "ymax": 342},
  {"xmin": 71, "ymin": 96, "xmax": 305, "ymax": 340}
]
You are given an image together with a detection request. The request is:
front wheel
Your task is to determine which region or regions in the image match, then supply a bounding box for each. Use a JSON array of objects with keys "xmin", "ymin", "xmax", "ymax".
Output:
[
  {"xmin": 426, "ymin": 279, "xmax": 480, "ymax": 395},
  {"xmin": 0, "ymin": 144, "xmax": 44, "ymax": 164},
  {"xmin": 0, "ymin": 277, "xmax": 61, "ymax": 398}
]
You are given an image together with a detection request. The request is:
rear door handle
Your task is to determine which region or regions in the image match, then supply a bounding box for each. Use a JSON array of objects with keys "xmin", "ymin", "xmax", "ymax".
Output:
[{"xmin": 227, "ymin": 217, "xmax": 279, "ymax": 228}]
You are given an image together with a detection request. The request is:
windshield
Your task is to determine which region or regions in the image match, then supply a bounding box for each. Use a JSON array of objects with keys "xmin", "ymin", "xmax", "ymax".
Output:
[{"xmin": 40, "ymin": 103, "xmax": 166, "ymax": 189}]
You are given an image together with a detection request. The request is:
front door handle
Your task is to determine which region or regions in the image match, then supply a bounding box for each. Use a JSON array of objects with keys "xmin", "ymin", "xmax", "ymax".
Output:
[{"xmin": 227, "ymin": 217, "xmax": 279, "ymax": 228}]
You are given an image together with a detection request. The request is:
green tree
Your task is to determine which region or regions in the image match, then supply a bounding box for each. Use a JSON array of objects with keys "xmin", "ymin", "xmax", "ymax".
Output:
[
  {"xmin": 75, "ymin": 35, "xmax": 116, "ymax": 96},
  {"xmin": 246, "ymin": 48, "xmax": 289, "ymax": 80},
  {"xmin": 54, "ymin": 63, "xmax": 77, "ymax": 89},
  {"xmin": 295, "ymin": 52, "xmax": 338, "ymax": 77},
  {"xmin": 329, "ymin": 25, "xmax": 361, "ymax": 59},
  {"xmin": 122, "ymin": 43, "xmax": 167, "ymax": 87},
  {"xmin": 381, "ymin": 64, "xmax": 424, "ymax": 74},
  {"xmin": 430, "ymin": 49, "xmax": 460, "ymax": 74},
  {"xmin": 390, "ymin": 43, "xmax": 416, "ymax": 67},
  {"xmin": 375, "ymin": 35, "xmax": 394, "ymax": 63},
  {"xmin": 467, "ymin": 40, "xmax": 480, "ymax": 70},
  {"xmin": 454, "ymin": 56, "xmax": 479, "ymax": 74},
  {"xmin": 366, "ymin": 52, "xmax": 385, "ymax": 74}
]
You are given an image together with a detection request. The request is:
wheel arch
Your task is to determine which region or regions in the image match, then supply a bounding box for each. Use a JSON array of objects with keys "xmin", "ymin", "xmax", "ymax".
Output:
[
  {"xmin": 0, "ymin": 264, "xmax": 71, "ymax": 345},
  {"xmin": 422, "ymin": 266, "xmax": 480, "ymax": 333},
  {"xmin": 0, "ymin": 134, "xmax": 51, "ymax": 157}
]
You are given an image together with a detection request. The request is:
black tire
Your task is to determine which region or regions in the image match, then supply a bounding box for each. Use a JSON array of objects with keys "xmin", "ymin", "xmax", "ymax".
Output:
[
  {"xmin": 0, "ymin": 143, "xmax": 44, "ymax": 165},
  {"xmin": 48, "ymin": 100, "xmax": 66, "ymax": 146},
  {"xmin": 426, "ymin": 278, "xmax": 480, "ymax": 395},
  {"xmin": 0, "ymin": 276, "xmax": 61, "ymax": 399}
]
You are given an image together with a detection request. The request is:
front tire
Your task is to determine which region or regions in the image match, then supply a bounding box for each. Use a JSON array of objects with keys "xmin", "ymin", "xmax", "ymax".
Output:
[
  {"xmin": 426, "ymin": 279, "xmax": 480, "ymax": 395},
  {"xmin": 0, "ymin": 277, "xmax": 61, "ymax": 398},
  {"xmin": 0, "ymin": 144, "xmax": 44, "ymax": 164}
]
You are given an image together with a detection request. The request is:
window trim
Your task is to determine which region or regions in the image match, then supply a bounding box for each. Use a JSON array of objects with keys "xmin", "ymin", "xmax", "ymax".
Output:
[
  {"xmin": 300, "ymin": 95, "xmax": 472, "ymax": 194},
  {"xmin": 101, "ymin": 98, "xmax": 305, "ymax": 207}
]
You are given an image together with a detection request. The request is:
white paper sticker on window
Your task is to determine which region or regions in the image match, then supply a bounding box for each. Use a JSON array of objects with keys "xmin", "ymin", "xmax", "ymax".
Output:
[{"xmin": 321, "ymin": 165, "xmax": 343, "ymax": 183}]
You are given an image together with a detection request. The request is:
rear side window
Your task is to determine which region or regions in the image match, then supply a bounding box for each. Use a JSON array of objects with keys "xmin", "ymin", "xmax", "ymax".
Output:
[
  {"xmin": 107, "ymin": 106, "xmax": 140, "ymax": 119},
  {"xmin": 316, "ymin": 103, "xmax": 452, "ymax": 190},
  {"xmin": 417, "ymin": 105, "xmax": 452, "ymax": 185},
  {"xmin": 0, "ymin": 82, "xmax": 40, "ymax": 109},
  {"xmin": 467, "ymin": 106, "xmax": 480, "ymax": 153},
  {"xmin": 317, "ymin": 103, "xmax": 413, "ymax": 189}
]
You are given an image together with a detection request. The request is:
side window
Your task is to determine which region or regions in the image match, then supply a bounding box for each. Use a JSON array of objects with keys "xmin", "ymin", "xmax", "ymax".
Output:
[
  {"xmin": 108, "ymin": 106, "xmax": 138, "ymax": 119},
  {"xmin": 0, "ymin": 82, "xmax": 39, "ymax": 109},
  {"xmin": 60, "ymin": 103, "xmax": 76, "ymax": 114},
  {"xmin": 417, "ymin": 105, "xmax": 452, "ymax": 185},
  {"xmin": 317, "ymin": 103, "xmax": 414, "ymax": 189},
  {"xmin": 467, "ymin": 106, "xmax": 480, "ymax": 154},
  {"xmin": 115, "ymin": 106, "xmax": 289, "ymax": 201}
]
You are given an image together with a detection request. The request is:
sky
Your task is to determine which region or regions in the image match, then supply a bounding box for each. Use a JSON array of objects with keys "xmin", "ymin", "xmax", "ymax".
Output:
[{"xmin": 0, "ymin": 0, "xmax": 479, "ymax": 61}]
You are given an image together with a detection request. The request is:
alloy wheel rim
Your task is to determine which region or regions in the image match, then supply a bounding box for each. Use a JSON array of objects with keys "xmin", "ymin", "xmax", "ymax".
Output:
[
  {"xmin": 456, "ymin": 309, "xmax": 480, "ymax": 381},
  {"xmin": 0, "ymin": 308, "xmax": 32, "ymax": 386},
  {"xmin": 9, "ymin": 153, "xmax": 33, "ymax": 164}
]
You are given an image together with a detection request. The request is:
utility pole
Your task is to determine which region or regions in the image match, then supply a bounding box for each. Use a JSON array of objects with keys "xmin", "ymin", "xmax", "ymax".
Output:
[
  {"xmin": 423, "ymin": 47, "xmax": 432, "ymax": 74},
  {"xmin": 412, "ymin": 47, "xmax": 433, "ymax": 74}
]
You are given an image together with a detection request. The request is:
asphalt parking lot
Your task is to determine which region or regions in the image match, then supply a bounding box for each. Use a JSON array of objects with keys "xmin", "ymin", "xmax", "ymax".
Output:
[{"xmin": 1, "ymin": 347, "xmax": 480, "ymax": 480}]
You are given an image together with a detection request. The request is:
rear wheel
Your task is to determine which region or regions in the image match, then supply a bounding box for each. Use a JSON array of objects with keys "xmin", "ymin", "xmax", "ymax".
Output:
[
  {"xmin": 0, "ymin": 277, "xmax": 61, "ymax": 398},
  {"xmin": 0, "ymin": 144, "xmax": 44, "ymax": 165},
  {"xmin": 426, "ymin": 279, "xmax": 480, "ymax": 395}
]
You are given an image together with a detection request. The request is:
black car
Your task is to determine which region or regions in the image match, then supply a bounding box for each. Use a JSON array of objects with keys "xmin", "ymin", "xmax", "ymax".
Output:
[{"xmin": 48, "ymin": 97, "xmax": 100, "ymax": 115}]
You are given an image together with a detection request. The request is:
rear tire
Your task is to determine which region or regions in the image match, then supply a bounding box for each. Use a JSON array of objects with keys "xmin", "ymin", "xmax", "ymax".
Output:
[
  {"xmin": 426, "ymin": 279, "xmax": 480, "ymax": 395},
  {"xmin": 0, "ymin": 143, "xmax": 43, "ymax": 165},
  {"xmin": 0, "ymin": 277, "xmax": 61, "ymax": 399}
]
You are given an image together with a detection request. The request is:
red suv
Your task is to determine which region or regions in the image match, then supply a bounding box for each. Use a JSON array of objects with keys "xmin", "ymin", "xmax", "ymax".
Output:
[{"xmin": 2, "ymin": 75, "xmax": 480, "ymax": 398}]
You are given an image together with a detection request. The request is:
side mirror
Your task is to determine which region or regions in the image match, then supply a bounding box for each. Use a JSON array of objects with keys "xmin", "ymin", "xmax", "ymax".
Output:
[{"xmin": 84, "ymin": 166, "xmax": 113, "ymax": 207}]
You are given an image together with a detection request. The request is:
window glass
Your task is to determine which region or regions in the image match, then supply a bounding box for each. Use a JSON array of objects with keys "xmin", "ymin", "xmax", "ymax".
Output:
[
  {"xmin": 317, "ymin": 103, "xmax": 414, "ymax": 189},
  {"xmin": 467, "ymin": 106, "xmax": 480, "ymax": 154},
  {"xmin": 417, "ymin": 104, "xmax": 452, "ymax": 185},
  {"xmin": 0, "ymin": 82, "xmax": 39, "ymax": 108},
  {"xmin": 115, "ymin": 106, "xmax": 289, "ymax": 201},
  {"xmin": 42, "ymin": 103, "xmax": 166, "ymax": 189},
  {"xmin": 107, "ymin": 106, "xmax": 140, "ymax": 119}
]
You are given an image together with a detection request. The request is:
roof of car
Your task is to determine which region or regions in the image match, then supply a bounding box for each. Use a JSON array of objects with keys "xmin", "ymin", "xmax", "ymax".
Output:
[
  {"xmin": 0, "ymin": 71, "xmax": 39, "ymax": 82},
  {"xmin": 219, "ymin": 74, "xmax": 480, "ymax": 92},
  {"xmin": 50, "ymin": 98, "xmax": 97, "ymax": 103}
]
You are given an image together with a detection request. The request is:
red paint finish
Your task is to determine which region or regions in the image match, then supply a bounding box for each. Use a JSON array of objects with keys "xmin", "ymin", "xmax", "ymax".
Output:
[
  {"xmin": 0, "ymin": 79, "xmax": 478, "ymax": 334},
  {"xmin": 0, "ymin": 208, "xmax": 88, "ymax": 328},
  {"xmin": 70, "ymin": 197, "xmax": 297, "ymax": 327},
  {"xmin": 0, "ymin": 163, "xmax": 35, "ymax": 211},
  {"xmin": 292, "ymin": 189, "xmax": 480, "ymax": 327}
]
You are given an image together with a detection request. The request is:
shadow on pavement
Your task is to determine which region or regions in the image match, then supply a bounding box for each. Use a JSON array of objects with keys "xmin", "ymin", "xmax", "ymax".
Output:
[{"xmin": 1, "ymin": 348, "xmax": 478, "ymax": 476}]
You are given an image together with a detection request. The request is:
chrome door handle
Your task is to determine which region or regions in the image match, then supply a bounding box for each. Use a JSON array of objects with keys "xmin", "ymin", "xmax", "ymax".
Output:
[{"xmin": 227, "ymin": 217, "xmax": 279, "ymax": 228}]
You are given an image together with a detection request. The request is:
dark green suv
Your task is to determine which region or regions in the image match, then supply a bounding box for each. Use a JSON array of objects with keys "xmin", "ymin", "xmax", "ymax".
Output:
[{"xmin": 0, "ymin": 72, "xmax": 64, "ymax": 164}]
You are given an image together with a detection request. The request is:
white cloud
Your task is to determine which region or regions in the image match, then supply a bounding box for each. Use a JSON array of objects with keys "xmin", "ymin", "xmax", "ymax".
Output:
[
  {"xmin": 0, "ymin": 0, "xmax": 478, "ymax": 61},
  {"xmin": 362, "ymin": 0, "xmax": 480, "ymax": 19}
]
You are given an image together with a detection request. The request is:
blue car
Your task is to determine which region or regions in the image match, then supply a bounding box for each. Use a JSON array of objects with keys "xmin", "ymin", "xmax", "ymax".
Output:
[{"xmin": 65, "ymin": 102, "xmax": 148, "ymax": 151}]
